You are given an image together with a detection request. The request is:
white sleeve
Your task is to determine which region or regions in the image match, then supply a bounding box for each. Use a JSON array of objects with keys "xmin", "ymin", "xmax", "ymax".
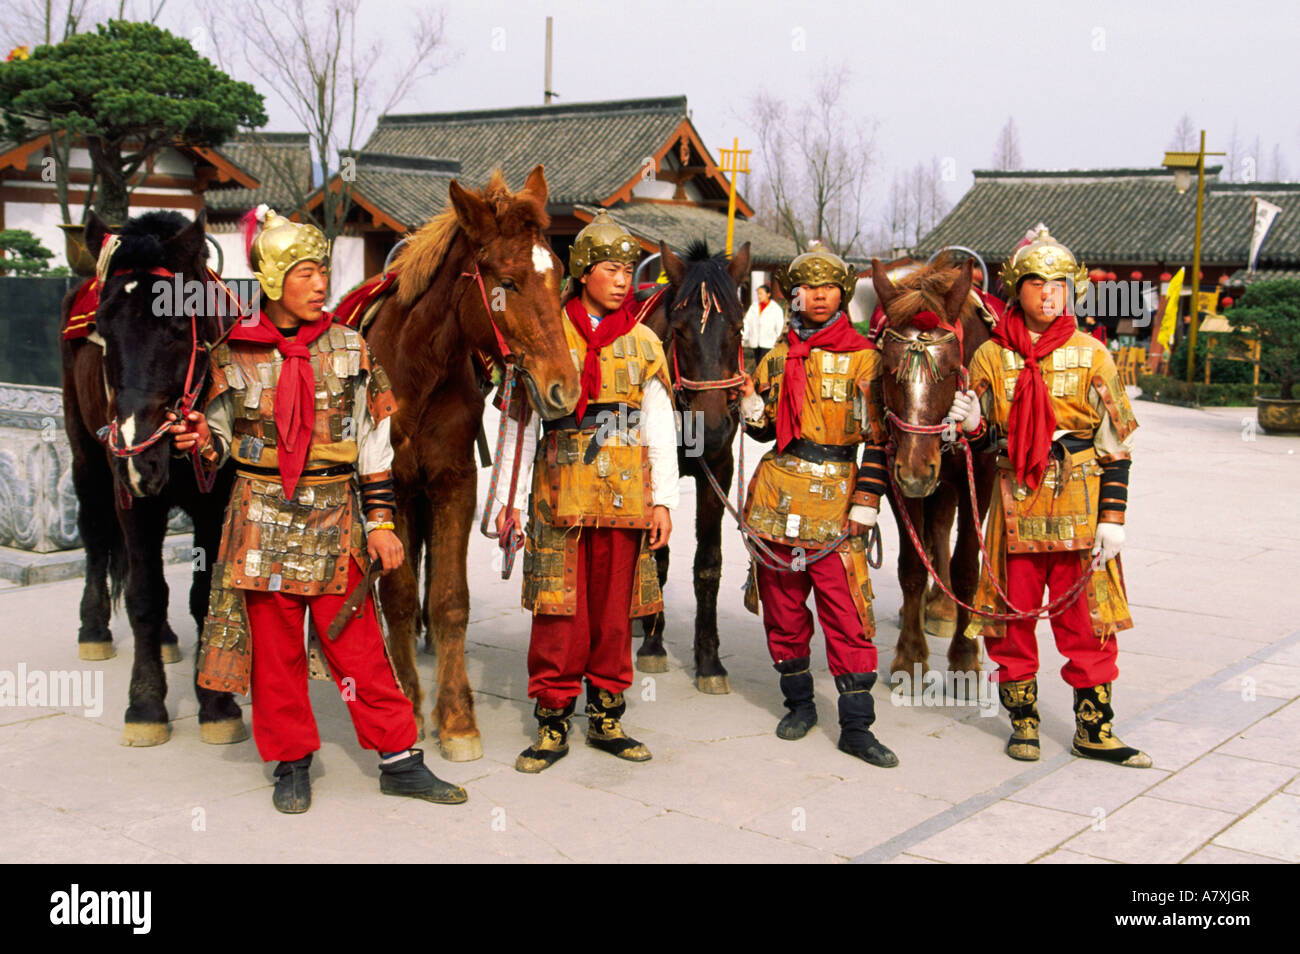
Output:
[
  {"xmin": 641, "ymin": 376, "xmax": 680, "ymax": 510},
  {"xmin": 493, "ymin": 413, "xmax": 537, "ymax": 512},
  {"xmin": 354, "ymin": 379, "xmax": 395, "ymax": 476},
  {"xmin": 204, "ymin": 390, "xmax": 234, "ymax": 465},
  {"xmin": 740, "ymin": 390, "xmax": 765, "ymax": 424}
]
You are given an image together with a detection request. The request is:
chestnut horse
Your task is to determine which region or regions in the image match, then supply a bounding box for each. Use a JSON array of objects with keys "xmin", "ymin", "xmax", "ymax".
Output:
[
  {"xmin": 61, "ymin": 209, "xmax": 244, "ymax": 745},
  {"xmin": 636, "ymin": 240, "xmax": 751, "ymax": 693},
  {"xmin": 870, "ymin": 256, "xmax": 998, "ymax": 677},
  {"xmin": 362, "ymin": 167, "xmax": 581, "ymax": 761}
]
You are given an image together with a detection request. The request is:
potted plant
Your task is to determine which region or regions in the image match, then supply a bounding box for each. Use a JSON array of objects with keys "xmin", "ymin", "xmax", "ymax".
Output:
[{"xmin": 1232, "ymin": 278, "xmax": 1300, "ymax": 434}]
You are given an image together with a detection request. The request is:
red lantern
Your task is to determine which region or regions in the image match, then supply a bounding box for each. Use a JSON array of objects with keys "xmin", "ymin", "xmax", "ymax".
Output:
[
  {"xmin": 1130, "ymin": 270, "xmax": 1142, "ymax": 280},
  {"xmin": 1218, "ymin": 274, "xmax": 1230, "ymax": 285},
  {"xmin": 1089, "ymin": 268, "xmax": 1106, "ymax": 282},
  {"xmin": 1222, "ymin": 296, "xmax": 1234, "ymax": 308},
  {"xmin": 1105, "ymin": 271, "xmax": 1117, "ymax": 281},
  {"xmin": 1160, "ymin": 272, "xmax": 1172, "ymax": 281}
]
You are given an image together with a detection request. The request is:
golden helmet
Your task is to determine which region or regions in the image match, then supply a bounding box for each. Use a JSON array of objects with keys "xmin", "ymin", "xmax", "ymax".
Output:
[
  {"xmin": 775, "ymin": 246, "xmax": 856, "ymax": 306},
  {"xmin": 568, "ymin": 210, "xmax": 640, "ymax": 280},
  {"xmin": 999, "ymin": 228, "xmax": 1088, "ymax": 301},
  {"xmin": 249, "ymin": 208, "xmax": 330, "ymax": 301}
]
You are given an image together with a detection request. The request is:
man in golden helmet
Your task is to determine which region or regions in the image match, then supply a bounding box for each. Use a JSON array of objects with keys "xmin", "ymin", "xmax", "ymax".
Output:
[
  {"xmin": 954, "ymin": 227, "xmax": 1149, "ymax": 768},
  {"xmin": 493, "ymin": 209, "xmax": 678, "ymax": 774},
  {"xmin": 170, "ymin": 206, "xmax": 469, "ymax": 812},
  {"xmin": 737, "ymin": 244, "xmax": 898, "ymax": 768}
]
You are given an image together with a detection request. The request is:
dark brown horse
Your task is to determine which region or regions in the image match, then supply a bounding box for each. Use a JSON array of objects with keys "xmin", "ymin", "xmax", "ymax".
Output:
[
  {"xmin": 637, "ymin": 239, "xmax": 751, "ymax": 693},
  {"xmin": 61, "ymin": 209, "xmax": 244, "ymax": 745},
  {"xmin": 870, "ymin": 256, "xmax": 998, "ymax": 678},
  {"xmin": 363, "ymin": 167, "xmax": 581, "ymax": 760}
]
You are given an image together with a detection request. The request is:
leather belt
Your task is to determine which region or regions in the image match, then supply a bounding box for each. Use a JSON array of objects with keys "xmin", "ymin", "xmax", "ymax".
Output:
[
  {"xmin": 1053, "ymin": 434, "xmax": 1093, "ymax": 457},
  {"xmin": 236, "ymin": 462, "xmax": 354, "ymax": 479},
  {"xmin": 782, "ymin": 437, "xmax": 858, "ymax": 463},
  {"xmin": 542, "ymin": 402, "xmax": 625, "ymax": 434}
]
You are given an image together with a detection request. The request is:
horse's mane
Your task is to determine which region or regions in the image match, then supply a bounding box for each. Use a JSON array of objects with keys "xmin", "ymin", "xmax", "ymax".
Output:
[
  {"xmin": 389, "ymin": 169, "xmax": 549, "ymax": 308},
  {"xmin": 670, "ymin": 239, "xmax": 740, "ymax": 320},
  {"xmin": 110, "ymin": 211, "xmax": 194, "ymax": 272},
  {"xmin": 883, "ymin": 253, "xmax": 983, "ymax": 330}
]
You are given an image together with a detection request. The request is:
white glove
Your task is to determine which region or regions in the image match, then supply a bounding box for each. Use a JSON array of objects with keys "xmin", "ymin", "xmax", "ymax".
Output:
[
  {"xmin": 1092, "ymin": 522, "xmax": 1125, "ymax": 565},
  {"xmin": 848, "ymin": 504, "xmax": 877, "ymax": 528},
  {"xmin": 740, "ymin": 390, "xmax": 765, "ymax": 424},
  {"xmin": 946, "ymin": 389, "xmax": 981, "ymax": 433}
]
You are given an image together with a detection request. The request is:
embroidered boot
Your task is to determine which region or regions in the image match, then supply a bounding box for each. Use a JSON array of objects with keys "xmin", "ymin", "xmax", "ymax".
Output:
[
  {"xmin": 1071, "ymin": 683, "xmax": 1152, "ymax": 768},
  {"xmin": 998, "ymin": 678, "xmax": 1041, "ymax": 761},
  {"xmin": 834, "ymin": 673, "xmax": 898, "ymax": 767},
  {"xmin": 272, "ymin": 754, "xmax": 312, "ymax": 814},
  {"xmin": 774, "ymin": 657, "xmax": 818, "ymax": 740},
  {"xmin": 379, "ymin": 748, "xmax": 468, "ymax": 803},
  {"xmin": 515, "ymin": 700, "xmax": 575, "ymax": 774},
  {"xmin": 585, "ymin": 685, "xmax": 651, "ymax": 762}
]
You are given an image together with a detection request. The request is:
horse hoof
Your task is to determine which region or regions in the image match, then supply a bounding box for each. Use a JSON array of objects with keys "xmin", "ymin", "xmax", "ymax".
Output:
[
  {"xmin": 695, "ymin": 675, "xmax": 731, "ymax": 695},
  {"xmin": 160, "ymin": 644, "xmax": 182, "ymax": 664},
  {"xmin": 923, "ymin": 617, "xmax": 957, "ymax": 639},
  {"xmin": 636, "ymin": 654, "xmax": 670, "ymax": 674},
  {"xmin": 439, "ymin": 734, "xmax": 483, "ymax": 762},
  {"xmin": 199, "ymin": 718, "xmax": 249, "ymax": 744},
  {"xmin": 120, "ymin": 722, "xmax": 171, "ymax": 747},
  {"xmin": 79, "ymin": 642, "xmax": 116, "ymax": 661}
]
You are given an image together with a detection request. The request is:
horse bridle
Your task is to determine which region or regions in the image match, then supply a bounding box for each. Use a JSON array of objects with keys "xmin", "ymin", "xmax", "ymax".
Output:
[
  {"xmin": 97, "ymin": 266, "xmax": 245, "ymax": 499},
  {"xmin": 879, "ymin": 316, "xmax": 967, "ymax": 445},
  {"xmin": 666, "ymin": 280, "xmax": 746, "ymax": 400}
]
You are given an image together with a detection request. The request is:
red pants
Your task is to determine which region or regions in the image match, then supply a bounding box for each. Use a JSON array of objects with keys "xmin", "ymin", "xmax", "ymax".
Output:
[
  {"xmin": 756, "ymin": 542, "xmax": 877, "ymax": 676},
  {"xmin": 528, "ymin": 527, "xmax": 639, "ymax": 708},
  {"xmin": 245, "ymin": 558, "xmax": 418, "ymax": 762},
  {"xmin": 985, "ymin": 550, "xmax": 1119, "ymax": 688}
]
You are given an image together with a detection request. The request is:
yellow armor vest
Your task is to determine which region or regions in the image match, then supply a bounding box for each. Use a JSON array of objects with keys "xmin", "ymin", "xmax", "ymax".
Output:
[{"xmin": 742, "ymin": 341, "xmax": 883, "ymax": 548}]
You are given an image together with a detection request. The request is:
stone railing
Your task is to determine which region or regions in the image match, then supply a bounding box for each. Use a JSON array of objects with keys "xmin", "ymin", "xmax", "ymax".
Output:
[{"xmin": 0, "ymin": 383, "xmax": 190, "ymax": 553}]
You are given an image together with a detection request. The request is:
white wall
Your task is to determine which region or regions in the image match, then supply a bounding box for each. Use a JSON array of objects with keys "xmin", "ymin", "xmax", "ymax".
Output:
[{"xmin": 328, "ymin": 234, "xmax": 364, "ymax": 308}]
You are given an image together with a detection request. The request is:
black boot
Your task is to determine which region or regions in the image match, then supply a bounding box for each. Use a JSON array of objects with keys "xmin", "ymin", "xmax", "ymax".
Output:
[
  {"xmin": 1071, "ymin": 683, "xmax": 1152, "ymax": 768},
  {"xmin": 774, "ymin": 657, "xmax": 818, "ymax": 740},
  {"xmin": 834, "ymin": 673, "xmax": 898, "ymax": 768},
  {"xmin": 999, "ymin": 678, "xmax": 1041, "ymax": 761},
  {"xmin": 379, "ymin": 749, "xmax": 469, "ymax": 803},
  {"xmin": 515, "ymin": 700, "xmax": 574, "ymax": 774},
  {"xmin": 585, "ymin": 684, "xmax": 651, "ymax": 762},
  {"xmin": 272, "ymin": 754, "xmax": 312, "ymax": 814}
]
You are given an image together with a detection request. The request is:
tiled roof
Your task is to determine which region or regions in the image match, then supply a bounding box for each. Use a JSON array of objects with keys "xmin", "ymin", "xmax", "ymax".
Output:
[
  {"xmin": 335, "ymin": 151, "xmax": 460, "ymax": 230},
  {"xmin": 577, "ymin": 203, "xmax": 799, "ymax": 266},
  {"xmin": 1227, "ymin": 267, "xmax": 1300, "ymax": 285},
  {"xmin": 915, "ymin": 169, "xmax": 1300, "ymax": 270},
  {"xmin": 364, "ymin": 96, "xmax": 692, "ymax": 206},
  {"xmin": 204, "ymin": 132, "xmax": 314, "ymax": 215}
]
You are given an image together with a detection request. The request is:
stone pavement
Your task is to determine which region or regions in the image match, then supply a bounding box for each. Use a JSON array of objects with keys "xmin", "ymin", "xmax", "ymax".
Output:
[{"xmin": 0, "ymin": 398, "xmax": 1296, "ymax": 863}]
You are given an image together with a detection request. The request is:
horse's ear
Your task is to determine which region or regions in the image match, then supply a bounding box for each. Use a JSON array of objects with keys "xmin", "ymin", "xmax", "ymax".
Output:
[
  {"xmin": 521, "ymin": 164, "xmax": 548, "ymax": 205},
  {"xmin": 84, "ymin": 210, "xmax": 109, "ymax": 260},
  {"xmin": 944, "ymin": 258, "xmax": 974, "ymax": 323},
  {"xmin": 660, "ymin": 241, "xmax": 685, "ymax": 286},
  {"xmin": 167, "ymin": 211, "xmax": 208, "ymax": 270},
  {"xmin": 871, "ymin": 258, "xmax": 900, "ymax": 312},
  {"xmin": 449, "ymin": 179, "xmax": 497, "ymax": 245},
  {"xmin": 726, "ymin": 241, "xmax": 751, "ymax": 290}
]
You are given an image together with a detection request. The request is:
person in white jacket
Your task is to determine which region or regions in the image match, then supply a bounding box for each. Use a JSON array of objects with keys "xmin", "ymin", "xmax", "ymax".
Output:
[{"xmin": 742, "ymin": 283, "xmax": 784, "ymax": 370}]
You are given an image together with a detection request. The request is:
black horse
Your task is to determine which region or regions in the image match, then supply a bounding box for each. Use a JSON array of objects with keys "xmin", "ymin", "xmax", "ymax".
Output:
[
  {"xmin": 61, "ymin": 209, "xmax": 245, "ymax": 746},
  {"xmin": 638, "ymin": 240, "xmax": 751, "ymax": 693}
]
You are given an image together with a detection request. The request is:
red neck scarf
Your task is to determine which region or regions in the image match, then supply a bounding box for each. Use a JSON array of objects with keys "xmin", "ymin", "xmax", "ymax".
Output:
[
  {"xmin": 565, "ymin": 295, "xmax": 639, "ymax": 420},
  {"xmin": 228, "ymin": 311, "xmax": 333, "ymax": 497},
  {"xmin": 776, "ymin": 312, "xmax": 873, "ymax": 452},
  {"xmin": 990, "ymin": 305, "xmax": 1076, "ymax": 490}
]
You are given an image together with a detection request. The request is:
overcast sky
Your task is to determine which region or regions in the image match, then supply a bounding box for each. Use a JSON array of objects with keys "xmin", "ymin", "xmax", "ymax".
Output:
[{"xmin": 10, "ymin": 0, "xmax": 1300, "ymax": 214}]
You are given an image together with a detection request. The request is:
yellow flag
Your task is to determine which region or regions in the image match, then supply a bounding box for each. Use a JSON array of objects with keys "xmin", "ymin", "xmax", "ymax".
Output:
[{"xmin": 1157, "ymin": 268, "xmax": 1184, "ymax": 350}]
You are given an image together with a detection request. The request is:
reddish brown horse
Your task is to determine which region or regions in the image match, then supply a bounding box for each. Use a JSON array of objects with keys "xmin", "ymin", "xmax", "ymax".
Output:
[
  {"xmin": 870, "ymin": 257, "xmax": 998, "ymax": 677},
  {"xmin": 361, "ymin": 167, "xmax": 580, "ymax": 761}
]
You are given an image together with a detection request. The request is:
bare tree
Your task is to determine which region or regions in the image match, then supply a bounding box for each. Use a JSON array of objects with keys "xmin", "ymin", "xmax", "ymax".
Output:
[
  {"xmin": 1268, "ymin": 143, "xmax": 1289, "ymax": 181},
  {"xmin": 744, "ymin": 65, "xmax": 877, "ymax": 259},
  {"xmin": 200, "ymin": 0, "xmax": 450, "ymax": 242},
  {"xmin": 1169, "ymin": 114, "xmax": 1196, "ymax": 151},
  {"xmin": 991, "ymin": 117, "xmax": 1023, "ymax": 171},
  {"xmin": 1224, "ymin": 123, "xmax": 1243, "ymax": 182}
]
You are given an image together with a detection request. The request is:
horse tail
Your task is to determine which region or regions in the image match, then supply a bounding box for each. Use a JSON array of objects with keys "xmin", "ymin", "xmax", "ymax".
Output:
[{"xmin": 108, "ymin": 513, "xmax": 128, "ymax": 612}]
